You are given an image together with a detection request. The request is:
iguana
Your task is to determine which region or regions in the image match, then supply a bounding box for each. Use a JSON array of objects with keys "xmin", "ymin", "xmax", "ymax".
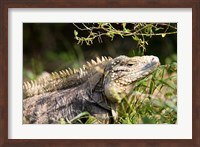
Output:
[{"xmin": 23, "ymin": 55, "xmax": 160, "ymax": 124}]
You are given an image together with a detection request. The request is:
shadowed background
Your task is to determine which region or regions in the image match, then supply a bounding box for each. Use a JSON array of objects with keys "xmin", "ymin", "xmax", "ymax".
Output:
[{"xmin": 23, "ymin": 23, "xmax": 177, "ymax": 81}]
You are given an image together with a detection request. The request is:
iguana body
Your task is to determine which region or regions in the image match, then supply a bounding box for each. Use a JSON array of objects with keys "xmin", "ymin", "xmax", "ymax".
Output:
[{"xmin": 23, "ymin": 55, "xmax": 160, "ymax": 124}]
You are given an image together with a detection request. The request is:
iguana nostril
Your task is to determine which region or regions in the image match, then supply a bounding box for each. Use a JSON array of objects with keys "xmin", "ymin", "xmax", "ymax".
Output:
[{"xmin": 151, "ymin": 56, "xmax": 159, "ymax": 64}]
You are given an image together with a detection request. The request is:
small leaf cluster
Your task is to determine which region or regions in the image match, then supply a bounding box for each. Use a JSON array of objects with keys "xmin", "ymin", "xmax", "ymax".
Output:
[{"xmin": 74, "ymin": 23, "xmax": 177, "ymax": 51}]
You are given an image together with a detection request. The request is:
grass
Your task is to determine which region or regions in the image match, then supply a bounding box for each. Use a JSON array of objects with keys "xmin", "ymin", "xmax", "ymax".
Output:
[
  {"xmin": 116, "ymin": 63, "xmax": 177, "ymax": 124},
  {"xmin": 68, "ymin": 62, "xmax": 177, "ymax": 124}
]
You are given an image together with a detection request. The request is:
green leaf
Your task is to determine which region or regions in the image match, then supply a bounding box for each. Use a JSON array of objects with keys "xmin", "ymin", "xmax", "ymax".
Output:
[
  {"xmin": 74, "ymin": 30, "xmax": 78, "ymax": 36},
  {"xmin": 155, "ymin": 27, "xmax": 164, "ymax": 31},
  {"xmin": 132, "ymin": 35, "xmax": 140, "ymax": 41},
  {"xmin": 59, "ymin": 118, "xmax": 66, "ymax": 124},
  {"xmin": 161, "ymin": 33, "xmax": 166, "ymax": 37},
  {"xmin": 124, "ymin": 29, "xmax": 131, "ymax": 33},
  {"xmin": 70, "ymin": 111, "xmax": 90, "ymax": 123}
]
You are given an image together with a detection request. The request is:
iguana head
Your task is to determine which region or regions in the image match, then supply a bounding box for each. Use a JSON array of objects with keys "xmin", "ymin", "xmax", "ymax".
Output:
[{"xmin": 103, "ymin": 55, "xmax": 160, "ymax": 103}]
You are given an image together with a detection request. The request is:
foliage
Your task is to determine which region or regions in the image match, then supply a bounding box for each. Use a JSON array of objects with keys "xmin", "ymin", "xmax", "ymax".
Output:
[
  {"xmin": 117, "ymin": 63, "xmax": 177, "ymax": 124},
  {"xmin": 23, "ymin": 23, "xmax": 177, "ymax": 124},
  {"xmin": 58, "ymin": 112, "xmax": 97, "ymax": 124},
  {"xmin": 70, "ymin": 62, "xmax": 177, "ymax": 124},
  {"xmin": 71, "ymin": 23, "xmax": 177, "ymax": 124},
  {"xmin": 74, "ymin": 23, "xmax": 177, "ymax": 52}
]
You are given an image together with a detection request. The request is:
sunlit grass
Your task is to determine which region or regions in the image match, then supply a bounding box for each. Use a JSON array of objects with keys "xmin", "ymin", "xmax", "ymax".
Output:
[
  {"xmin": 70, "ymin": 62, "xmax": 177, "ymax": 124},
  {"xmin": 114, "ymin": 63, "xmax": 177, "ymax": 124}
]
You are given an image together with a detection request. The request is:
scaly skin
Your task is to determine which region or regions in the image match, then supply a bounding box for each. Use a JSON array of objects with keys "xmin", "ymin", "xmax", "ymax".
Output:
[{"xmin": 23, "ymin": 55, "xmax": 160, "ymax": 124}]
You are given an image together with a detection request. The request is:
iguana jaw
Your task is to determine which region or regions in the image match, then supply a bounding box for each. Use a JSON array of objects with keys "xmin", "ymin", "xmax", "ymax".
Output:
[{"xmin": 103, "ymin": 55, "xmax": 160, "ymax": 103}]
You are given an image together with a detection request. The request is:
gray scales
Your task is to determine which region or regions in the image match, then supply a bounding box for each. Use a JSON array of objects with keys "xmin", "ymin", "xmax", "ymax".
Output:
[{"xmin": 23, "ymin": 55, "xmax": 160, "ymax": 124}]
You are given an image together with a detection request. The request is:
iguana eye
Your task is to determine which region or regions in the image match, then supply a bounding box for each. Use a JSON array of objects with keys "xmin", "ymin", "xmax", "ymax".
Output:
[
  {"xmin": 127, "ymin": 63, "xmax": 135, "ymax": 67},
  {"xmin": 127, "ymin": 64, "xmax": 132, "ymax": 66}
]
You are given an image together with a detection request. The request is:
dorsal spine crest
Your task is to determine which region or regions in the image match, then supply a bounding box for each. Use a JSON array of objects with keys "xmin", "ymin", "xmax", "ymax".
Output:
[{"xmin": 23, "ymin": 56, "xmax": 112, "ymax": 97}]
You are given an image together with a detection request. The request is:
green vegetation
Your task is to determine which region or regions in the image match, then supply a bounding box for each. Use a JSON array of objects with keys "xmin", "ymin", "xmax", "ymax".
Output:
[
  {"xmin": 71, "ymin": 23, "xmax": 177, "ymax": 124},
  {"xmin": 117, "ymin": 63, "xmax": 177, "ymax": 124},
  {"xmin": 74, "ymin": 23, "xmax": 177, "ymax": 53},
  {"xmin": 62, "ymin": 63, "xmax": 177, "ymax": 124},
  {"xmin": 58, "ymin": 112, "xmax": 97, "ymax": 124},
  {"xmin": 23, "ymin": 23, "xmax": 177, "ymax": 124}
]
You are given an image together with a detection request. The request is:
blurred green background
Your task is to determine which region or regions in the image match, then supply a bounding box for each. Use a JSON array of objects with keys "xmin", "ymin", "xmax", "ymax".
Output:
[{"xmin": 23, "ymin": 23, "xmax": 177, "ymax": 81}]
